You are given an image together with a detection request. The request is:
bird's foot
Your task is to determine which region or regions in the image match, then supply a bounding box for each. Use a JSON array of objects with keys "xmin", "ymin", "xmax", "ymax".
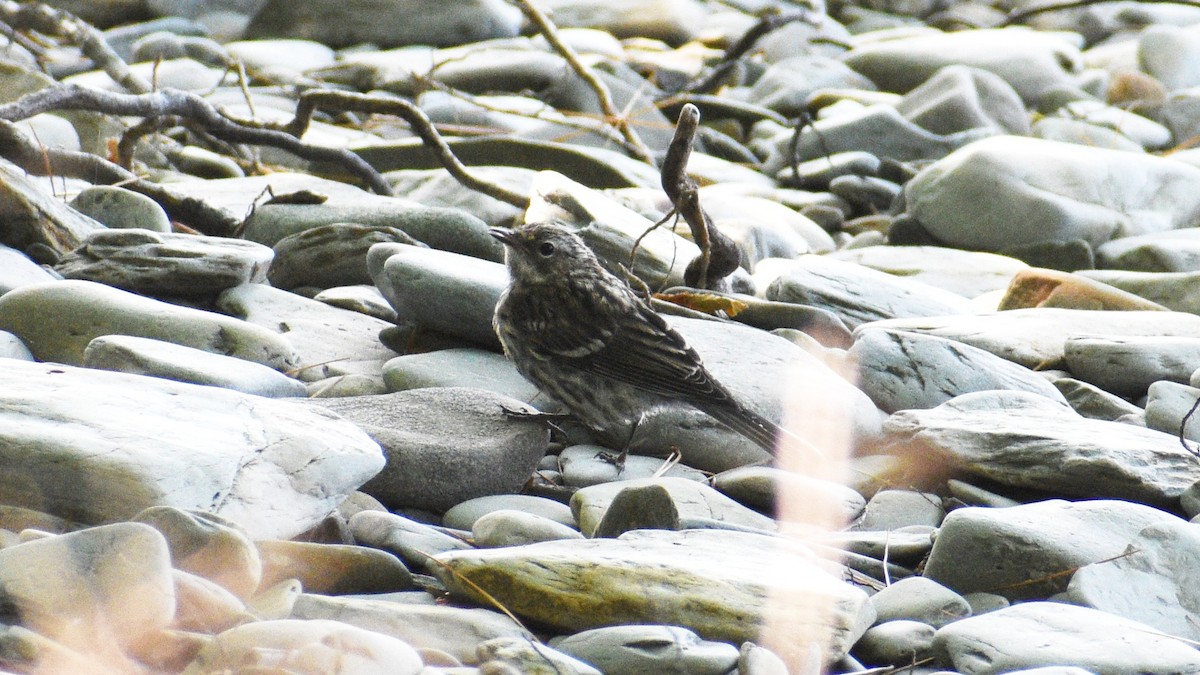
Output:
[
  {"xmin": 594, "ymin": 447, "xmax": 629, "ymax": 474},
  {"xmin": 499, "ymin": 405, "xmax": 573, "ymax": 422}
]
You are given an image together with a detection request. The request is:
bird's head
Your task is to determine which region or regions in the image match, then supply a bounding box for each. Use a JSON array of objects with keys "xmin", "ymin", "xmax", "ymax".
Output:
[{"xmin": 490, "ymin": 222, "xmax": 601, "ymax": 285}]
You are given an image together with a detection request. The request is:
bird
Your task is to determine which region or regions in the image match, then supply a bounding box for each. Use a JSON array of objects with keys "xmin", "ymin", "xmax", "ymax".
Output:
[{"xmin": 490, "ymin": 221, "xmax": 784, "ymax": 456}]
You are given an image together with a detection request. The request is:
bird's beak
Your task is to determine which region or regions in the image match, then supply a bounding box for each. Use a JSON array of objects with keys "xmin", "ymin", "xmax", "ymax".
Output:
[{"xmin": 489, "ymin": 227, "xmax": 516, "ymax": 246}]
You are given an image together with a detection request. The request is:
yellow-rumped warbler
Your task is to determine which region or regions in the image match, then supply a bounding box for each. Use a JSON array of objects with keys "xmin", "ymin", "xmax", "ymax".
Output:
[{"xmin": 491, "ymin": 222, "xmax": 781, "ymax": 453}]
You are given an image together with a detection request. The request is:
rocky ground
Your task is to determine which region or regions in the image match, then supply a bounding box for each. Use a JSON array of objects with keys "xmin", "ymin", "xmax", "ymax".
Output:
[{"xmin": 2, "ymin": 0, "xmax": 1200, "ymax": 673}]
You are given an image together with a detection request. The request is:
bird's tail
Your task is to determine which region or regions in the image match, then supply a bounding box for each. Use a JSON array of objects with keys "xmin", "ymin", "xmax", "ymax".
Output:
[
  {"xmin": 704, "ymin": 401, "xmax": 825, "ymax": 459},
  {"xmin": 703, "ymin": 401, "xmax": 783, "ymax": 453}
]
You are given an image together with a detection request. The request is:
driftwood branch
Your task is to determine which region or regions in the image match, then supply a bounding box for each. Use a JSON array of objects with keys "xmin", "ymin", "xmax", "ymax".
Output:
[
  {"xmin": 512, "ymin": 0, "xmax": 656, "ymax": 166},
  {"xmin": 0, "ymin": 84, "xmax": 394, "ymax": 195},
  {"xmin": 279, "ymin": 89, "xmax": 528, "ymax": 208},
  {"xmin": 661, "ymin": 104, "xmax": 740, "ymax": 290},
  {"xmin": 0, "ymin": 118, "xmax": 241, "ymax": 236},
  {"xmin": 0, "ymin": 0, "xmax": 151, "ymax": 93}
]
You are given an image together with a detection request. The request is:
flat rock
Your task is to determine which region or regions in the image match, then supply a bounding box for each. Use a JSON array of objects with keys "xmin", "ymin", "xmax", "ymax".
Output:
[
  {"xmin": 904, "ymin": 135, "xmax": 1200, "ymax": 252},
  {"xmin": 307, "ymin": 387, "xmax": 549, "ymax": 513},
  {"xmin": 866, "ymin": 308, "xmax": 1200, "ymax": 369},
  {"xmin": 551, "ymin": 625, "xmax": 739, "ymax": 675},
  {"xmin": 83, "ymin": 334, "xmax": 308, "ymax": 397},
  {"xmin": 851, "ymin": 327, "xmax": 1067, "ymax": 413},
  {"xmin": 924, "ymin": 499, "xmax": 1181, "ymax": 600},
  {"xmin": 571, "ymin": 476, "xmax": 776, "ymax": 537},
  {"xmin": 268, "ymin": 222, "xmax": 422, "ymax": 291},
  {"xmin": 0, "ymin": 158, "xmax": 102, "ymax": 257},
  {"xmin": 0, "ymin": 360, "xmax": 383, "ymax": 539},
  {"xmin": 1079, "ymin": 269, "xmax": 1200, "ymax": 314},
  {"xmin": 828, "ymin": 245, "xmax": 1028, "ymax": 299},
  {"xmin": 1063, "ymin": 335, "xmax": 1200, "ymax": 397},
  {"xmin": 382, "ymin": 348, "xmax": 540, "ymax": 403},
  {"xmin": 763, "ymin": 255, "xmax": 973, "ymax": 330},
  {"xmin": 291, "ymin": 593, "xmax": 530, "ymax": 666},
  {"xmin": 933, "ymin": 602, "xmax": 1200, "ymax": 674},
  {"xmin": 181, "ymin": 618, "xmax": 423, "ymax": 675},
  {"xmin": 883, "ymin": 390, "xmax": 1200, "ymax": 506},
  {"xmin": 53, "ymin": 227, "xmax": 272, "ymax": 297},
  {"xmin": 1066, "ymin": 518, "xmax": 1200, "ymax": 642},
  {"xmin": 216, "ymin": 283, "xmax": 397, "ymax": 382},
  {"xmin": 0, "ymin": 279, "xmax": 297, "ymax": 371},
  {"xmin": 433, "ymin": 529, "xmax": 873, "ymax": 665}
]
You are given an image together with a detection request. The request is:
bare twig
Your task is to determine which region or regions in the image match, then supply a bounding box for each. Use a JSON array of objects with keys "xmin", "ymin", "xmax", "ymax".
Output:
[
  {"xmin": 512, "ymin": 0, "xmax": 656, "ymax": 165},
  {"xmin": 0, "ymin": 84, "xmax": 394, "ymax": 195},
  {"xmin": 661, "ymin": 104, "xmax": 740, "ymax": 290},
  {"xmin": 0, "ymin": 118, "xmax": 241, "ymax": 236},
  {"xmin": 1179, "ymin": 395, "xmax": 1200, "ymax": 459},
  {"xmin": 682, "ymin": 9, "xmax": 819, "ymax": 94},
  {"xmin": 0, "ymin": 0, "xmax": 151, "ymax": 93},
  {"xmin": 280, "ymin": 88, "xmax": 527, "ymax": 208}
]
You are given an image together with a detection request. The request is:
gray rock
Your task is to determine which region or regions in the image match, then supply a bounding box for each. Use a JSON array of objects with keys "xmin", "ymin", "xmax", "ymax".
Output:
[
  {"xmin": 933, "ymin": 602, "xmax": 1200, "ymax": 674},
  {"xmin": 1051, "ymin": 376, "xmax": 1145, "ymax": 421},
  {"xmin": 313, "ymin": 285, "xmax": 396, "ymax": 322},
  {"xmin": 348, "ymin": 510, "xmax": 472, "ymax": 572},
  {"xmin": 472, "ymin": 509, "xmax": 584, "ymax": 548},
  {"xmin": 1031, "ymin": 116, "xmax": 1147, "ymax": 152},
  {"xmin": 0, "ymin": 331, "xmax": 34, "ymax": 361},
  {"xmin": 83, "ymin": 334, "xmax": 307, "ymax": 397},
  {"xmin": 54, "ymin": 228, "xmax": 273, "ymax": 298},
  {"xmin": 552, "ymin": 625, "xmax": 739, "ymax": 675},
  {"xmin": 1145, "ymin": 380, "xmax": 1200, "ymax": 443},
  {"xmin": 854, "ymin": 620, "xmax": 936, "ymax": 667},
  {"xmin": 216, "ymin": 283, "xmax": 397, "ymax": 382},
  {"xmin": 435, "ymin": 529, "xmax": 873, "ymax": 665},
  {"xmin": 591, "ymin": 482, "xmax": 681, "ymax": 538},
  {"xmin": 0, "ymin": 360, "xmax": 382, "ymax": 539},
  {"xmin": 1053, "ymin": 100, "xmax": 1170, "ymax": 149},
  {"xmin": 904, "ymin": 135, "xmax": 1200, "ymax": 252},
  {"xmin": 851, "ymin": 327, "xmax": 1068, "ymax": 413},
  {"xmin": 0, "ymin": 158, "xmax": 104, "ymax": 257},
  {"xmin": 0, "ymin": 244, "xmax": 56, "ymax": 295},
  {"xmin": 478, "ymin": 636, "xmax": 602, "ymax": 675},
  {"xmin": 842, "ymin": 27, "xmax": 1083, "ymax": 104},
  {"xmin": 748, "ymin": 55, "xmax": 877, "ymax": 117},
  {"xmin": 242, "ymin": 199, "xmax": 500, "ymax": 261},
  {"xmin": 762, "ymin": 105, "xmax": 994, "ymax": 175},
  {"xmin": 559, "ymin": 444, "xmax": 708, "ymax": 488},
  {"xmin": 870, "ymin": 576, "xmax": 971, "ymax": 627},
  {"xmin": 68, "ymin": 186, "xmax": 171, "ymax": 233},
  {"xmin": 533, "ymin": 0, "xmax": 705, "ymax": 44},
  {"xmin": 307, "ymin": 388, "xmax": 548, "ymax": 513},
  {"xmin": 385, "ymin": 166, "xmax": 533, "ymax": 227},
  {"xmin": 1066, "ymin": 518, "xmax": 1200, "ymax": 641},
  {"xmin": 712, "ymin": 465, "xmax": 867, "ymax": 524},
  {"xmin": 1079, "ymin": 269, "xmax": 1200, "ymax": 314},
  {"xmin": 1063, "ymin": 335, "xmax": 1200, "ymax": 397},
  {"xmin": 884, "ymin": 391, "xmax": 1200, "ymax": 506},
  {"xmin": 0, "ymin": 280, "xmax": 297, "ymax": 371},
  {"xmin": 382, "ymin": 348, "xmax": 540, "ymax": 404},
  {"xmin": 369, "ymin": 243, "xmax": 506, "ymax": 348},
  {"xmin": 897, "ymin": 65, "xmax": 1031, "ymax": 135},
  {"xmin": 292, "ymin": 593, "xmax": 530, "ymax": 664},
  {"xmin": 1140, "ymin": 24, "xmax": 1200, "ymax": 91},
  {"xmin": 828, "ymin": 245, "xmax": 1028, "ymax": 299},
  {"xmin": 1096, "ymin": 228, "xmax": 1200, "ymax": 272},
  {"xmin": 764, "ymin": 255, "xmax": 973, "ymax": 329},
  {"xmin": 853, "ymin": 489, "xmax": 945, "ymax": 532},
  {"xmin": 828, "ymin": 175, "xmax": 902, "ymax": 213},
  {"xmin": 243, "ymin": 0, "xmax": 521, "ymax": 48},
  {"xmin": 268, "ymin": 222, "xmax": 422, "ymax": 291},
  {"xmin": 442, "ymin": 494, "xmax": 575, "ymax": 531},
  {"xmin": 867, "ymin": 308, "xmax": 1200, "ymax": 370},
  {"xmin": 571, "ymin": 476, "xmax": 775, "ymax": 537},
  {"xmin": 924, "ymin": 499, "xmax": 1180, "ymax": 600}
]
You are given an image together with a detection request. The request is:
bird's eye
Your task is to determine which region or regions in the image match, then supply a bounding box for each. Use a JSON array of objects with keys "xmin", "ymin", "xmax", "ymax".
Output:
[{"xmin": 537, "ymin": 241, "xmax": 556, "ymax": 257}]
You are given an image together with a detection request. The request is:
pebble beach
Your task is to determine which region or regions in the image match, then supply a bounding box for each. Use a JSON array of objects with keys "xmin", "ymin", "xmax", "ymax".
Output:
[{"xmin": 3, "ymin": 0, "xmax": 1200, "ymax": 673}]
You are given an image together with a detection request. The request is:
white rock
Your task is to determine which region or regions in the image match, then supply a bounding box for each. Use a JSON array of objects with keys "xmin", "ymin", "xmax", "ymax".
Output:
[{"xmin": 0, "ymin": 360, "xmax": 383, "ymax": 539}]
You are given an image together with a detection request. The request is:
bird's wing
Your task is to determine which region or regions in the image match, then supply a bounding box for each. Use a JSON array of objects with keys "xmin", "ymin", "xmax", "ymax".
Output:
[{"xmin": 572, "ymin": 303, "xmax": 736, "ymax": 405}]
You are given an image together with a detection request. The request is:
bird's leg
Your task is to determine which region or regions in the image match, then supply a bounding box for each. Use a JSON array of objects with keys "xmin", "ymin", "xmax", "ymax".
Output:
[{"xmin": 594, "ymin": 412, "xmax": 646, "ymax": 474}]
